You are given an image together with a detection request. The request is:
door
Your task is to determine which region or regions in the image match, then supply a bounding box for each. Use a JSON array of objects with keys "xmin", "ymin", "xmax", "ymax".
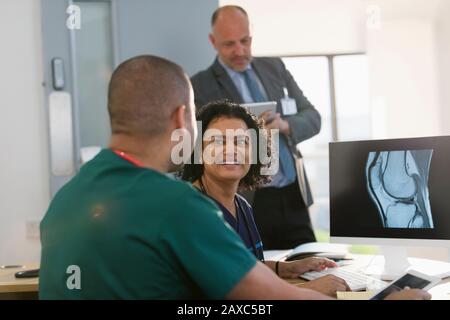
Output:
[{"xmin": 41, "ymin": 0, "xmax": 217, "ymax": 195}]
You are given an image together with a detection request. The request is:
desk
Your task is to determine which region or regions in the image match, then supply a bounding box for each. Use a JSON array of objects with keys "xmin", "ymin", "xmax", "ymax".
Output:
[
  {"xmin": 1, "ymin": 255, "xmax": 449, "ymax": 300},
  {"xmin": 0, "ymin": 264, "xmax": 39, "ymax": 300},
  {"xmin": 265, "ymin": 250, "xmax": 450, "ymax": 300}
]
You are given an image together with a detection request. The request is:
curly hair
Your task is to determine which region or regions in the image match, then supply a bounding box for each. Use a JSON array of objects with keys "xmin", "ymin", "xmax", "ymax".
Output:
[{"xmin": 181, "ymin": 100, "xmax": 272, "ymax": 190}]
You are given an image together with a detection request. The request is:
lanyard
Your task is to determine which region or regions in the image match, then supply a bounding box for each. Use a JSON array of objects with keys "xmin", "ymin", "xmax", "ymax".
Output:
[
  {"xmin": 112, "ymin": 149, "xmax": 146, "ymax": 168},
  {"xmin": 199, "ymin": 178, "xmax": 264, "ymax": 262}
]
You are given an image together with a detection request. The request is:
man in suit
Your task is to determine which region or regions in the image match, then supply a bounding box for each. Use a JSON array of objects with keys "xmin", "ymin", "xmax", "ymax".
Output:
[{"xmin": 191, "ymin": 5, "xmax": 321, "ymax": 249}]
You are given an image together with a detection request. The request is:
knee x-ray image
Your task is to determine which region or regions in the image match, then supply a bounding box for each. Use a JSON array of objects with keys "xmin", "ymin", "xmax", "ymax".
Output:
[{"xmin": 366, "ymin": 150, "xmax": 434, "ymax": 229}]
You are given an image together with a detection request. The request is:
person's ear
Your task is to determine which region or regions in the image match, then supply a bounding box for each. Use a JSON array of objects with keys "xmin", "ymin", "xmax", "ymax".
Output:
[
  {"xmin": 209, "ymin": 33, "xmax": 217, "ymax": 50},
  {"xmin": 171, "ymin": 105, "xmax": 186, "ymax": 130}
]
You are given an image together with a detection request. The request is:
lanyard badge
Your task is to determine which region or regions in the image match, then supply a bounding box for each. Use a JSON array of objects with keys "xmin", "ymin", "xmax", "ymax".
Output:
[{"xmin": 280, "ymin": 87, "xmax": 297, "ymax": 116}]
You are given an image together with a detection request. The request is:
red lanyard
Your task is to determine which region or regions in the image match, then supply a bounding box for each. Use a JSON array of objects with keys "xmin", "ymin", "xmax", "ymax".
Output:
[{"xmin": 112, "ymin": 149, "xmax": 145, "ymax": 168}]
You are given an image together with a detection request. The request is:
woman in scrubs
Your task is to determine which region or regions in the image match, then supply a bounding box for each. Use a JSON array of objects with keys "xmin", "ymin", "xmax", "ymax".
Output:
[{"xmin": 182, "ymin": 100, "xmax": 350, "ymax": 296}]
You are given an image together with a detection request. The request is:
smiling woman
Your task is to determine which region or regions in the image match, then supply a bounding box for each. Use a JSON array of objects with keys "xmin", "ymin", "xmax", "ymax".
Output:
[
  {"xmin": 182, "ymin": 100, "xmax": 271, "ymax": 191},
  {"xmin": 182, "ymin": 100, "xmax": 273, "ymax": 262},
  {"xmin": 180, "ymin": 101, "xmax": 346, "ymax": 293}
]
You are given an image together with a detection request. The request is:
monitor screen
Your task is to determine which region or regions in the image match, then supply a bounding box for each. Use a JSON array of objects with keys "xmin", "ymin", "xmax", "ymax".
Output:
[{"xmin": 329, "ymin": 136, "xmax": 450, "ymax": 240}]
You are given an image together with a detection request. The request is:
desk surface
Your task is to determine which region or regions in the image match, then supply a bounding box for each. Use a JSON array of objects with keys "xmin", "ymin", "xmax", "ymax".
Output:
[
  {"xmin": 1, "ymin": 255, "xmax": 450, "ymax": 300},
  {"xmin": 267, "ymin": 251, "xmax": 450, "ymax": 300},
  {"xmin": 0, "ymin": 263, "xmax": 39, "ymax": 294},
  {"xmin": 288, "ymin": 275, "xmax": 450, "ymax": 300}
]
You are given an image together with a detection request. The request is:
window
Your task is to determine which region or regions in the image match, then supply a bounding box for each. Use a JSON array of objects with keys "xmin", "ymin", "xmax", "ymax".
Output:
[
  {"xmin": 282, "ymin": 54, "xmax": 373, "ymax": 250},
  {"xmin": 333, "ymin": 55, "xmax": 371, "ymax": 141}
]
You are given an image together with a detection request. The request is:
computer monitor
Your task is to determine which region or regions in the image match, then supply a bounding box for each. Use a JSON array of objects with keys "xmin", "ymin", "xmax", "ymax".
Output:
[{"xmin": 329, "ymin": 136, "xmax": 450, "ymax": 280}]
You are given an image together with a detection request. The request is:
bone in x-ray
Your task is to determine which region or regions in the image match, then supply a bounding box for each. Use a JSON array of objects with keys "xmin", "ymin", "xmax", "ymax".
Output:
[{"xmin": 366, "ymin": 149, "xmax": 434, "ymax": 229}]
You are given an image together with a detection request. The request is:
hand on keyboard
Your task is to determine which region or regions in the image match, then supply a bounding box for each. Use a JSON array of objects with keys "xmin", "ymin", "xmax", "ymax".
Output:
[
  {"xmin": 299, "ymin": 274, "xmax": 351, "ymax": 297},
  {"xmin": 300, "ymin": 266, "xmax": 387, "ymax": 292},
  {"xmin": 281, "ymin": 257, "xmax": 338, "ymax": 279}
]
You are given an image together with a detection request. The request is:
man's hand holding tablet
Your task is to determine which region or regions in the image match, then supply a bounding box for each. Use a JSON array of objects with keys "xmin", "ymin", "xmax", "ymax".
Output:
[
  {"xmin": 242, "ymin": 101, "xmax": 277, "ymax": 126},
  {"xmin": 242, "ymin": 101, "xmax": 291, "ymax": 135}
]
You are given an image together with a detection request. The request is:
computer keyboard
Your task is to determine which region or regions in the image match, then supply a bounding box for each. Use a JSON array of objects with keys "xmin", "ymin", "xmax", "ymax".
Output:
[{"xmin": 300, "ymin": 266, "xmax": 387, "ymax": 291}]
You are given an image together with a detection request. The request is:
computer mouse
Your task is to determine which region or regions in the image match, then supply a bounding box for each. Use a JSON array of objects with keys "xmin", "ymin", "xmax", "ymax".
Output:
[{"xmin": 15, "ymin": 268, "xmax": 39, "ymax": 278}]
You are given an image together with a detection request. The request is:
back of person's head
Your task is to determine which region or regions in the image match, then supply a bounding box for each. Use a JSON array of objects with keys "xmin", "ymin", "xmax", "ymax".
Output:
[{"xmin": 107, "ymin": 55, "xmax": 191, "ymax": 139}]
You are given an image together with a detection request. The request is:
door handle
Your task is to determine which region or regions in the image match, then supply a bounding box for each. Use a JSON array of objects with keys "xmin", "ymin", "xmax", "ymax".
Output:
[{"xmin": 51, "ymin": 58, "xmax": 65, "ymax": 90}]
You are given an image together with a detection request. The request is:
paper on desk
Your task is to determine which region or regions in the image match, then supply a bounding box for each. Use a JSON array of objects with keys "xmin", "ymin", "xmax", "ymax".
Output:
[
  {"xmin": 428, "ymin": 283, "xmax": 450, "ymax": 300},
  {"xmin": 337, "ymin": 291, "xmax": 375, "ymax": 300}
]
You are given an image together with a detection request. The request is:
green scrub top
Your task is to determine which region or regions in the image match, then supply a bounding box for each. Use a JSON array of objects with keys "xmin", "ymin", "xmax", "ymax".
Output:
[{"xmin": 39, "ymin": 149, "xmax": 257, "ymax": 299}]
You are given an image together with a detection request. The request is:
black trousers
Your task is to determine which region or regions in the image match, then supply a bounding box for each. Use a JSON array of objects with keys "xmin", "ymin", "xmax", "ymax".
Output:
[{"xmin": 252, "ymin": 181, "xmax": 316, "ymax": 250}]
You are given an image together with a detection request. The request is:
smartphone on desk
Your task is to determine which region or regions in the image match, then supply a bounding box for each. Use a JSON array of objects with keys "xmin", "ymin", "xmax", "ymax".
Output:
[
  {"xmin": 15, "ymin": 268, "xmax": 39, "ymax": 278},
  {"xmin": 369, "ymin": 270, "xmax": 440, "ymax": 300}
]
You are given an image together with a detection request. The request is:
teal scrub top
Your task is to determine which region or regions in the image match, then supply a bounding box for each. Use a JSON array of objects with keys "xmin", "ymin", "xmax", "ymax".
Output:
[{"xmin": 39, "ymin": 149, "xmax": 257, "ymax": 299}]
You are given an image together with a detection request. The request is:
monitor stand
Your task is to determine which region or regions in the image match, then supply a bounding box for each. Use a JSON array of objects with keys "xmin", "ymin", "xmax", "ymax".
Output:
[{"xmin": 378, "ymin": 246, "xmax": 410, "ymax": 281}]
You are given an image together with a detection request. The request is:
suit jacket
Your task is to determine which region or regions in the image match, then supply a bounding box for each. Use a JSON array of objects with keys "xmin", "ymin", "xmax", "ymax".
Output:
[{"xmin": 191, "ymin": 57, "xmax": 321, "ymax": 206}]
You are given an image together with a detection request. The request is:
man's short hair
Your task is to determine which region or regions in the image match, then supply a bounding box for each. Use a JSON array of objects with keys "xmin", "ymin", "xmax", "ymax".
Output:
[
  {"xmin": 211, "ymin": 5, "xmax": 248, "ymax": 26},
  {"xmin": 107, "ymin": 55, "xmax": 190, "ymax": 137}
]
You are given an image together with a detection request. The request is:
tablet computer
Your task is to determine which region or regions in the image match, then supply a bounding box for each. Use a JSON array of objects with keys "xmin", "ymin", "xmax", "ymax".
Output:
[
  {"xmin": 369, "ymin": 270, "xmax": 440, "ymax": 300},
  {"xmin": 242, "ymin": 101, "xmax": 277, "ymax": 118}
]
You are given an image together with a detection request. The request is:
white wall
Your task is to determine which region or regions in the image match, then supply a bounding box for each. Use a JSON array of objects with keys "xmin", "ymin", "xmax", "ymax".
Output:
[
  {"xmin": 221, "ymin": 0, "xmax": 444, "ymax": 139},
  {"xmin": 367, "ymin": 20, "xmax": 441, "ymax": 139},
  {"xmin": 436, "ymin": 1, "xmax": 450, "ymax": 135},
  {"xmin": 220, "ymin": 0, "xmax": 366, "ymax": 55},
  {"xmin": 0, "ymin": 0, "xmax": 49, "ymax": 265}
]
